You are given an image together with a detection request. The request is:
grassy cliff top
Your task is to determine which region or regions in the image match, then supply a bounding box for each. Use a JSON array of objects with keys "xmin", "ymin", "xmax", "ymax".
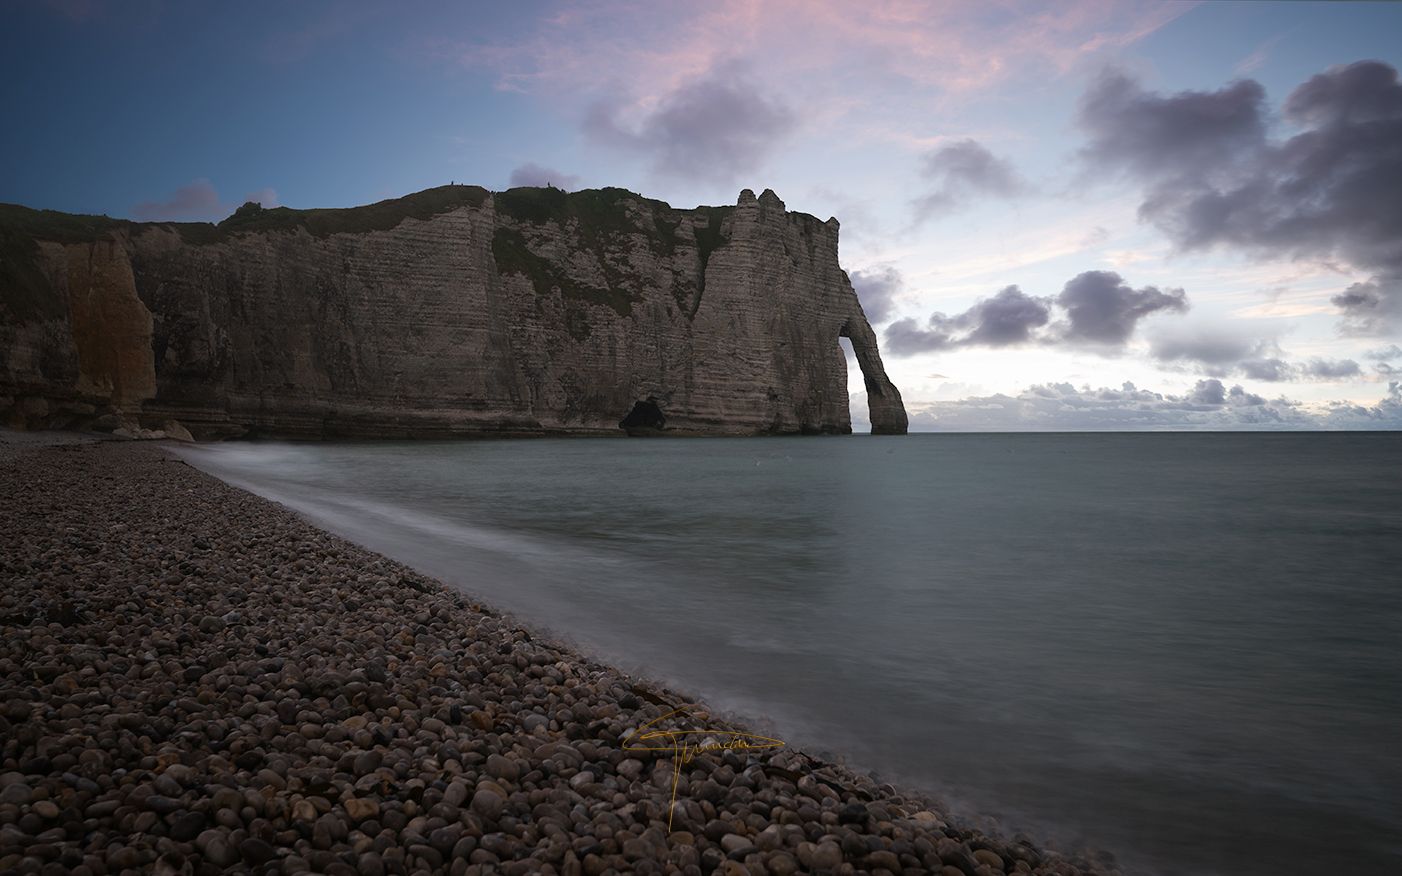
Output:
[
  {"xmin": 0, "ymin": 184, "xmax": 751, "ymax": 246},
  {"xmin": 0, "ymin": 185, "xmax": 494, "ymax": 248},
  {"xmin": 180, "ymin": 185, "xmax": 494, "ymax": 242}
]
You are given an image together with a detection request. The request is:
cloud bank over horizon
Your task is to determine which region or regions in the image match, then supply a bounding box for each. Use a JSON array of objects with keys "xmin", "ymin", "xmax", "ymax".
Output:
[{"xmin": 853, "ymin": 379, "xmax": 1402, "ymax": 432}]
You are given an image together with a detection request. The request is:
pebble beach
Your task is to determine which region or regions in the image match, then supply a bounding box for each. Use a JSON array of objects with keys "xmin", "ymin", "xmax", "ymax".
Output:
[{"xmin": 0, "ymin": 436, "xmax": 1116, "ymax": 876}]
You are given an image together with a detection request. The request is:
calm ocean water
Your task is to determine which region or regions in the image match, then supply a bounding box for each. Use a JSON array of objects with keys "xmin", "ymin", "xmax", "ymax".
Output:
[{"xmin": 179, "ymin": 433, "xmax": 1402, "ymax": 875}]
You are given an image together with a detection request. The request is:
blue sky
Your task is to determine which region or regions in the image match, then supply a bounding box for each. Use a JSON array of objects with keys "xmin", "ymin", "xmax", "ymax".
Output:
[{"xmin": 3, "ymin": 0, "xmax": 1401, "ymax": 429}]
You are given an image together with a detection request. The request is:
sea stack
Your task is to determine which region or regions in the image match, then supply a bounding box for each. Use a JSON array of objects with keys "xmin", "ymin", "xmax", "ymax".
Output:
[{"xmin": 0, "ymin": 186, "xmax": 907, "ymax": 439}]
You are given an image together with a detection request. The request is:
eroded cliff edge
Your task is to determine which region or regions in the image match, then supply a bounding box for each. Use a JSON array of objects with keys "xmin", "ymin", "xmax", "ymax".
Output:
[{"xmin": 0, "ymin": 185, "xmax": 907, "ymax": 438}]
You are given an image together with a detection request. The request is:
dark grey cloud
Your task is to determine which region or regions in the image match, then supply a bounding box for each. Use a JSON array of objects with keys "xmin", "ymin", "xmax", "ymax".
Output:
[
  {"xmin": 583, "ymin": 72, "xmax": 795, "ymax": 183},
  {"xmin": 958, "ymin": 285, "xmax": 1052, "ymax": 346},
  {"xmin": 1078, "ymin": 60, "xmax": 1402, "ymax": 335},
  {"xmin": 1149, "ymin": 329, "xmax": 1254, "ymax": 368},
  {"xmin": 1332, "ymin": 280, "xmax": 1402, "ymax": 337},
  {"xmin": 884, "ymin": 319, "xmax": 944, "ymax": 356},
  {"xmin": 1149, "ymin": 328, "xmax": 1361, "ymax": 382},
  {"xmin": 1285, "ymin": 59, "xmax": 1402, "ymax": 125},
  {"xmin": 1302, "ymin": 357, "xmax": 1362, "ymax": 379},
  {"xmin": 1150, "ymin": 330, "xmax": 1290, "ymax": 381},
  {"xmin": 1079, "ymin": 71, "xmax": 1267, "ymax": 182},
  {"xmin": 1363, "ymin": 346, "xmax": 1402, "ymax": 377},
  {"xmin": 885, "ymin": 285, "xmax": 1052, "ymax": 355},
  {"xmin": 1054, "ymin": 270, "xmax": 1187, "ymax": 345},
  {"xmin": 913, "ymin": 139, "xmax": 1027, "ymax": 219},
  {"xmin": 848, "ymin": 266, "xmax": 902, "ymax": 324},
  {"xmin": 893, "ymin": 379, "xmax": 1402, "ymax": 432},
  {"xmin": 508, "ymin": 163, "xmax": 580, "ymax": 191},
  {"xmin": 885, "ymin": 270, "xmax": 1186, "ymax": 357},
  {"xmin": 1239, "ymin": 357, "xmax": 1295, "ymax": 382}
]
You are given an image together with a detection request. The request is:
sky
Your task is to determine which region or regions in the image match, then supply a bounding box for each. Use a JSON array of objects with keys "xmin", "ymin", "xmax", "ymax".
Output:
[{"xmin": 3, "ymin": 0, "xmax": 1401, "ymax": 430}]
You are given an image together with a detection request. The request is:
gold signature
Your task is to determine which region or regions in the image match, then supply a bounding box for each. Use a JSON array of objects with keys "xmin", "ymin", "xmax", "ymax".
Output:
[{"xmin": 623, "ymin": 705, "xmax": 785, "ymax": 831}]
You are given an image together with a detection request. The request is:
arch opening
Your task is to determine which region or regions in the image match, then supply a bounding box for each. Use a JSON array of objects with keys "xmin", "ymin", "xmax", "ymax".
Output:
[{"xmin": 837, "ymin": 317, "xmax": 908, "ymax": 435}]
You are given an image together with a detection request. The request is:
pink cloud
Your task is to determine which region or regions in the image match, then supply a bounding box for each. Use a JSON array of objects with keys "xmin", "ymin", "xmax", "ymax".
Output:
[
  {"xmin": 131, "ymin": 180, "xmax": 278, "ymax": 222},
  {"xmin": 439, "ymin": 0, "xmax": 1196, "ymax": 183},
  {"xmin": 131, "ymin": 179, "xmax": 222, "ymax": 221},
  {"xmin": 451, "ymin": 0, "xmax": 1194, "ymax": 105}
]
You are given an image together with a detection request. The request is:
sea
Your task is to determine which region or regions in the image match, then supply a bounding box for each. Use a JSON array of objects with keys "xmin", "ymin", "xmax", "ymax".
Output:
[{"xmin": 177, "ymin": 432, "xmax": 1402, "ymax": 875}]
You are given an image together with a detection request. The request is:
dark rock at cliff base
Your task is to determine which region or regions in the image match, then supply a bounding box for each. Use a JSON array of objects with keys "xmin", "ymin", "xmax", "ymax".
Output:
[
  {"xmin": 620, "ymin": 399, "xmax": 666, "ymax": 435},
  {"xmin": 0, "ymin": 186, "xmax": 907, "ymax": 438}
]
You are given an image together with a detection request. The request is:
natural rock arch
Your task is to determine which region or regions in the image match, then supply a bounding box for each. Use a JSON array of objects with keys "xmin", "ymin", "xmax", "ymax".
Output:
[{"xmin": 839, "ymin": 315, "xmax": 908, "ymax": 435}]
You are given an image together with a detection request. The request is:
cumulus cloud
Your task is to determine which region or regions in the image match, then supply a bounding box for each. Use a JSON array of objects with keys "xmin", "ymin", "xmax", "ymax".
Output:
[
  {"xmin": 132, "ymin": 180, "xmax": 277, "ymax": 221},
  {"xmin": 1079, "ymin": 71, "xmax": 1267, "ymax": 182},
  {"xmin": 885, "ymin": 270, "xmax": 1185, "ymax": 357},
  {"xmin": 508, "ymin": 163, "xmax": 581, "ymax": 190},
  {"xmin": 1078, "ymin": 60, "xmax": 1402, "ymax": 335},
  {"xmin": 583, "ymin": 71, "xmax": 795, "ymax": 183},
  {"xmin": 912, "ymin": 139, "xmax": 1028, "ymax": 219},
  {"xmin": 848, "ymin": 266, "xmax": 902, "ymax": 324},
  {"xmin": 1286, "ymin": 60, "xmax": 1402, "ymax": 126},
  {"xmin": 901, "ymin": 379, "xmax": 1402, "ymax": 431},
  {"xmin": 1053, "ymin": 270, "xmax": 1187, "ymax": 345},
  {"xmin": 885, "ymin": 285, "xmax": 1051, "ymax": 355}
]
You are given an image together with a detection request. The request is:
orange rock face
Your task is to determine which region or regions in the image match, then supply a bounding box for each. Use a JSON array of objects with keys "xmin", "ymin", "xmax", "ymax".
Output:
[{"xmin": 63, "ymin": 239, "xmax": 156, "ymax": 412}]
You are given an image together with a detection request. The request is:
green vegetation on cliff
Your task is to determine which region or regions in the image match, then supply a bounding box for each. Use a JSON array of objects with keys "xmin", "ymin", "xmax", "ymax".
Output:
[
  {"xmin": 491, "ymin": 187, "xmax": 733, "ymax": 322},
  {"xmin": 493, "ymin": 187, "xmax": 680, "ymax": 251},
  {"xmin": 693, "ymin": 206, "xmax": 730, "ymax": 288},
  {"xmin": 185, "ymin": 185, "xmax": 492, "ymax": 243},
  {"xmin": 491, "ymin": 226, "xmax": 631, "ymax": 334}
]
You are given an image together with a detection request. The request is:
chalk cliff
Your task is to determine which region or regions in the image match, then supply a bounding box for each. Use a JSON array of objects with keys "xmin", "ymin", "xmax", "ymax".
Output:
[{"xmin": 0, "ymin": 186, "xmax": 907, "ymax": 438}]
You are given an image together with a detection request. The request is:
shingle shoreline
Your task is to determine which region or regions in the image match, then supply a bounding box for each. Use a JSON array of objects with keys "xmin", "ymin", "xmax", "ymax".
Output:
[{"xmin": 0, "ymin": 438, "xmax": 1115, "ymax": 875}]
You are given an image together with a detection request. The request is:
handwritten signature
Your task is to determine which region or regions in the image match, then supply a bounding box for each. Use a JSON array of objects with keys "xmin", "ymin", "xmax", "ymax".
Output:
[{"xmin": 623, "ymin": 705, "xmax": 784, "ymax": 830}]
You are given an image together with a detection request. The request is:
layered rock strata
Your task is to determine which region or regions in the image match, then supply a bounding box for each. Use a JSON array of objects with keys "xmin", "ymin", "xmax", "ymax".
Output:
[{"xmin": 0, "ymin": 186, "xmax": 906, "ymax": 439}]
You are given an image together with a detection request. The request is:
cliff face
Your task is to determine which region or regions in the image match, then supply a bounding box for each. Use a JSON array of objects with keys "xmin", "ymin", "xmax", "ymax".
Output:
[{"xmin": 0, "ymin": 186, "xmax": 907, "ymax": 439}]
